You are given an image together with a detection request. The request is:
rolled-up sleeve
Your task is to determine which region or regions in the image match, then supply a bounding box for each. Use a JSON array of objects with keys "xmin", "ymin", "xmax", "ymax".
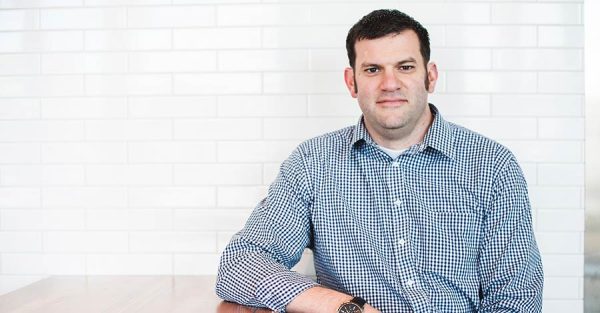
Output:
[{"xmin": 215, "ymin": 147, "xmax": 318, "ymax": 312}]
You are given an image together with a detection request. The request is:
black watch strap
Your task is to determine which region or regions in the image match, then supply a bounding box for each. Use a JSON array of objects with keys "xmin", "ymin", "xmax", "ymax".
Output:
[{"xmin": 351, "ymin": 296, "xmax": 366, "ymax": 308}]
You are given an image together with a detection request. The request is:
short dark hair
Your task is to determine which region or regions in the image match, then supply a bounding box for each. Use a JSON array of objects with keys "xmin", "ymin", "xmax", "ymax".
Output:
[{"xmin": 346, "ymin": 9, "xmax": 430, "ymax": 69}]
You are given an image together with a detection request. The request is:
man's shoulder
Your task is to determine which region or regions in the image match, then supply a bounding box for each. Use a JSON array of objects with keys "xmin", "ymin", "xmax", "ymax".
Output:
[
  {"xmin": 297, "ymin": 125, "xmax": 355, "ymax": 154},
  {"xmin": 446, "ymin": 121, "xmax": 515, "ymax": 163}
]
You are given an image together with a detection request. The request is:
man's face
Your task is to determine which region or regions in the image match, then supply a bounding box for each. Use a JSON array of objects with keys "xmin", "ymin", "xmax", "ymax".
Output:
[{"xmin": 344, "ymin": 30, "xmax": 438, "ymax": 142}]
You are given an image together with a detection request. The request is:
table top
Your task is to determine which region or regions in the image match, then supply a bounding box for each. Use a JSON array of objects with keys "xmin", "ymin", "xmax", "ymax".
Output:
[{"xmin": 0, "ymin": 276, "xmax": 272, "ymax": 313}]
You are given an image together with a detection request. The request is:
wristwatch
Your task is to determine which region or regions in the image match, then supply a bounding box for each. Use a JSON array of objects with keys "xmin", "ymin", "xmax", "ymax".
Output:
[{"xmin": 337, "ymin": 296, "xmax": 366, "ymax": 313}]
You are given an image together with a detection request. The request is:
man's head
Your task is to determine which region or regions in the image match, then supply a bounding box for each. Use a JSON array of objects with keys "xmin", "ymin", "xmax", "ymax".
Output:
[
  {"xmin": 346, "ymin": 9, "xmax": 430, "ymax": 73},
  {"xmin": 343, "ymin": 9, "xmax": 438, "ymax": 149}
]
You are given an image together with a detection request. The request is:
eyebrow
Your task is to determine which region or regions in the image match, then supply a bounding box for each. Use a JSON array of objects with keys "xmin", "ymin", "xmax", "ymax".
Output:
[{"xmin": 359, "ymin": 57, "xmax": 418, "ymax": 68}]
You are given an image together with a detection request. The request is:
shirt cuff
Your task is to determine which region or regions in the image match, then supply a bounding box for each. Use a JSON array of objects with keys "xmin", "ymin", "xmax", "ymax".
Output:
[{"xmin": 255, "ymin": 271, "xmax": 319, "ymax": 312}]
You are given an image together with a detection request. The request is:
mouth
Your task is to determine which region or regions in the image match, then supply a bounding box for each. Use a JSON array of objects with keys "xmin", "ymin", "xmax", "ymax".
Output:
[{"xmin": 376, "ymin": 98, "xmax": 408, "ymax": 107}]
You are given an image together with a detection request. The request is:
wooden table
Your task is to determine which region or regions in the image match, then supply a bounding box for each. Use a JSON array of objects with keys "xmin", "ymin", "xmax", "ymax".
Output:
[{"xmin": 0, "ymin": 276, "xmax": 273, "ymax": 313}]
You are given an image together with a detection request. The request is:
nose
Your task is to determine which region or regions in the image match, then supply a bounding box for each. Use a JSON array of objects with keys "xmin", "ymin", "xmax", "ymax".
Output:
[{"xmin": 380, "ymin": 69, "xmax": 400, "ymax": 91}]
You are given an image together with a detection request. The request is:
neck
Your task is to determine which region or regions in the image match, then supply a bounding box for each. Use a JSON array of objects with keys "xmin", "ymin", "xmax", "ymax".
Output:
[{"xmin": 366, "ymin": 109, "xmax": 433, "ymax": 150}]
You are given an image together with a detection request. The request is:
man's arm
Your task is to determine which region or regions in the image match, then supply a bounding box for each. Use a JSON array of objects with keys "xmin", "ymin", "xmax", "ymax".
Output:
[
  {"xmin": 286, "ymin": 286, "xmax": 380, "ymax": 313},
  {"xmin": 478, "ymin": 157, "xmax": 544, "ymax": 312}
]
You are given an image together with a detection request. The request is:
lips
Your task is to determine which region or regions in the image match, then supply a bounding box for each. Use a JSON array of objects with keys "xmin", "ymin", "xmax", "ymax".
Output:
[{"xmin": 376, "ymin": 98, "xmax": 408, "ymax": 106}]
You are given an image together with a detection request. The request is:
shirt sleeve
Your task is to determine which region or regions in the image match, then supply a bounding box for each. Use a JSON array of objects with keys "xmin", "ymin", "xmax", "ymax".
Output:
[
  {"xmin": 215, "ymin": 147, "xmax": 319, "ymax": 312},
  {"xmin": 478, "ymin": 156, "xmax": 544, "ymax": 312}
]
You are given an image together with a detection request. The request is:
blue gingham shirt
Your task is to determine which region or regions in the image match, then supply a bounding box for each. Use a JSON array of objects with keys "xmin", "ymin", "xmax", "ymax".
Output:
[{"xmin": 216, "ymin": 104, "xmax": 544, "ymax": 312}]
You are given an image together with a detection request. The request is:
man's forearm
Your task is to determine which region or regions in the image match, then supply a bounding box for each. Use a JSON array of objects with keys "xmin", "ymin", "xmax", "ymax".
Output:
[{"xmin": 286, "ymin": 286, "xmax": 380, "ymax": 313}]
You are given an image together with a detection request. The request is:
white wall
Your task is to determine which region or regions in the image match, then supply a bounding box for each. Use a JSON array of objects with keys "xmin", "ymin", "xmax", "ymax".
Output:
[{"xmin": 0, "ymin": 0, "xmax": 584, "ymax": 311}]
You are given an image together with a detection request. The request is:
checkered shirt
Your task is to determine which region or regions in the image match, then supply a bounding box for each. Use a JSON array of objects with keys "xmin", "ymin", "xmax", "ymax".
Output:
[{"xmin": 216, "ymin": 104, "xmax": 544, "ymax": 312}]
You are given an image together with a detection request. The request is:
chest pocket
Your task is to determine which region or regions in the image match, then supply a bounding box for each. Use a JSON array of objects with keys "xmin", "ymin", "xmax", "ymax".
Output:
[{"xmin": 407, "ymin": 184, "xmax": 482, "ymax": 277}]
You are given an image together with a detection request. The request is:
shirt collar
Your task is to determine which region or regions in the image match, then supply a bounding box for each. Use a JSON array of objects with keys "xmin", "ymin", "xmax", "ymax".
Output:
[{"xmin": 351, "ymin": 103, "xmax": 456, "ymax": 160}]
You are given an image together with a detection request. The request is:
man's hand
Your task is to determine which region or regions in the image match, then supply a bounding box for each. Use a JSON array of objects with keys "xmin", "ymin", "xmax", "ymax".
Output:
[{"xmin": 286, "ymin": 286, "xmax": 380, "ymax": 313}]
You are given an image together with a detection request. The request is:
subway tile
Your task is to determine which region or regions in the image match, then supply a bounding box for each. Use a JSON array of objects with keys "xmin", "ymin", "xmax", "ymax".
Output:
[
  {"xmin": 539, "ymin": 26, "xmax": 583, "ymax": 47},
  {"xmin": 218, "ymin": 4, "xmax": 309, "ymax": 26},
  {"xmin": 0, "ymin": 0, "xmax": 82, "ymax": 8},
  {"xmin": 264, "ymin": 72, "xmax": 346, "ymax": 94},
  {"xmin": 44, "ymin": 254, "xmax": 86, "ymax": 275},
  {"xmin": 503, "ymin": 140, "xmax": 582, "ymax": 163},
  {"xmin": 85, "ymin": 119, "xmax": 172, "ymax": 141},
  {"xmin": 543, "ymin": 277, "xmax": 581, "ymax": 299},
  {"xmin": 41, "ymin": 97, "xmax": 127, "ymax": 119},
  {"xmin": 434, "ymin": 48, "xmax": 491, "ymax": 70},
  {"xmin": 41, "ymin": 8, "xmax": 126, "ymax": 29},
  {"xmin": 0, "ymin": 31, "xmax": 83, "ymax": 53},
  {"xmin": 129, "ymin": 51, "xmax": 217, "ymax": 73},
  {"xmin": 174, "ymin": 164, "xmax": 262, "ymax": 186},
  {"xmin": 445, "ymin": 117, "xmax": 537, "ymax": 140},
  {"xmin": 537, "ymin": 231, "xmax": 582, "ymax": 254},
  {"xmin": 0, "ymin": 9, "xmax": 39, "ymax": 31},
  {"xmin": 529, "ymin": 187, "xmax": 582, "ymax": 209},
  {"xmin": 217, "ymin": 186, "xmax": 267, "ymax": 208},
  {"xmin": 174, "ymin": 254, "xmax": 220, "ymax": 275},
  {"xmin": 217, "ymin": 140, "xmax": 298, "ymax": 163},
  {"xmin": 263, "ymin": 117, "xmax": 355, "ymax": 140},
  {"xmin": 217, "ymin": 95, "xmax": 306, "ymax": 117},
  {"xmin": 263, "ymin": 26, "xmax": 347, "ymax": 48},
  {"xmin": 0, "ymin": 121, "xmax": 84, "ymax": 142},
  {"xmin": 129, "ymin": 96, "xmax": 217, "ymax": 118},
  {"xmin": 128, "ymin": 6, "xmax": 215, "ymax": 28},
  {"xmin": 44, "ymin": 231, "xmax": 128, "ymax": 252},
  {"xmin": 262, "ymin": 163, "xmax": 280, "ymax": 184},
  {"xmin": 0, "ymin": 188, "xmax": 41, "ymax": 209},
  {"xmin": 446, "ymin": 72, "xmax": 537, "ymax": 93},
  {"xmin": 538, "ymin": 164, "xmax": 584, "ymax": 186},
  {"xmin": 174, "ymin": 0, "xmax": 256, "ymax": 3},
  {"xmin": 0, "ymin": 209, "xmax": 43, "ymax": 230},
  {"xmin": 128, "ymin": 187, "xmax": 216, "ymax": 208},
  {"xmin": 218, "ymin": 50, "xmax": 308, "ymax": 71},
  {"xmin": 85, "ymin": 29, "xmax": 171, "ymax": 50},
  {"xmin": 428, "ymin": 95, "xmax": 491, "ymax": 117},
  {"xmin": 86, "ymin": 209, "xmax": 128, "ymax": 230},
  {"xmin": 538, "ymin": 72, "xmax": 584, "ymax": 94},
  {"xmin": 174, "ymin": 73, "xmax": 261, "ymax": 95},
  {"xmin": 446, "ymin": 26, "xmax": 537, "ymax": 47},
  {"xmin": 173, "ymin": 209, "xmax": 250, "ymax": 231},
  {"xmin": 309, "ymin": 49, "xmax": 347, "ymax": 71},
  {"xmin": 307, "ymin": 95, "xmax": 362, "ymax": 117},
  {"xmin": 129, "ymin": 231, "xmax": 216, "ymax": 252},
  {"xmin": 0, "ymin": 143, "xmax": 40, "ymax": 164},
  {"xmin": 493, "ymin": 49, "xmax": 582, "ymax": 71},
  {"xmin": 128, "ymin": 142, "xmax": 216, "ymax": 163},
  {"xmin": 542, "ymin": 254, "xmax": 583, "ymax": 277},
  {"xmin": 492, "ymin": 3, "xmax": 581, "ymax": 25},
  {"xmin": 86, "ymin": 254, "xmax": 172, "ymax": 275},
  {"xmin": 128, "ymin": 209, "xmax": 173, "ymax": 230},
  {"xmin": 0, "ymin": 54, "xmax": 40, "ymax": 75},
  {"xmin": 42, "ymin": 142, "xmax": 127, "ymax": 163},
  {"xmin": 174, "ymin": 118, "xmax": 261, "ymax": 140},
  {"xmin": 85, "ymin": 74, "xmax": 171, "ymax": 96},
  {"xmin": 491, "ymin": 95, "xmax": 583, "ymax": 117},
  {"xmin": 0, "ymin": 75, "xmax": 84, "ymax": 97},
  {"xmin": 1, "ymin": 254, "xmax": 45, "ymax": 275},
  {"xmin": 42, "ymin": 165, "xmax": 86, "ymax": 186},
  {"xmin": 0, "ymin": 232, "xmax": 42, "ymax": 252},
  {"xmin": 538, "ymin": 118, "xmax": 584, "ymax": 140},
  {"xmin": 42, "ymin": 187, "xmax": 127, "ymax": 208},
  {"xmin": 42, "ymin": 52, "xmax": 128, "ymax": 74},
  {"xmin": 537, "ymin": 209, "xmax": 584, "ymax": 232},
  {"xmin": 0, "ymin": 99, "xmax": 40, "ymax": 120},
  {"xmin": 174, "ymin": 28, "xmax": 261, "ymax": 49},
  {"xmin": 0, "ymin": 165, "xmax": 84, "ymax": 186},
  {"xmin": 85, "ymin": 164, "xmax": 172, "ymax": 186},
  {"xmin": 42, "ymin": 209, "xmax": 85, "ymax": 230}
]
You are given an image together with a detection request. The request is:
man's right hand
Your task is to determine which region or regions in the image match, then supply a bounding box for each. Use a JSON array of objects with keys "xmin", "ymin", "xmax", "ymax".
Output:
[{"xmin": 285, "ymin": 286, "xmax": 381, "ymax": 313}]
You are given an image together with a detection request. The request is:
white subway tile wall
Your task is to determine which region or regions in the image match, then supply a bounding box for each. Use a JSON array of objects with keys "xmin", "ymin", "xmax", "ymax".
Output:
[{"xmin": 0, "ymin": 1, "xmax": 584, "ymax": 311}]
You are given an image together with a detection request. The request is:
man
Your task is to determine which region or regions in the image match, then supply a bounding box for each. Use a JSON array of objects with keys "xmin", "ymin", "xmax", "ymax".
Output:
[{"xmin": 216, "ymin": 9, "xmax": 543, "ymax": 313}]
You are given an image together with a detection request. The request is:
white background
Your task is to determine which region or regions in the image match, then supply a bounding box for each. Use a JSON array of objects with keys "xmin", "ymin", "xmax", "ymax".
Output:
[{"xmin": 0, "ymin": 0, "xmax": 584, "ymax": 311}]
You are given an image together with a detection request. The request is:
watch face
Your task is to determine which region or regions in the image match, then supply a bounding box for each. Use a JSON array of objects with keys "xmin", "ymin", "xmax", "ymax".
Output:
[{"xmin": 338, "ymin": 303, "xmax": 362, "ymax": 313}]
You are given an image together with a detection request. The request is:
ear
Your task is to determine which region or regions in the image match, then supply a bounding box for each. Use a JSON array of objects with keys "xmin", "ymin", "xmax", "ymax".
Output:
[
  {"xmin": 344, "ymin": 67, "xmax": 358, "ymax": 98},
  {"xmin": 426, "ymin": 62, "xmax": 438, "ymax": 93}
]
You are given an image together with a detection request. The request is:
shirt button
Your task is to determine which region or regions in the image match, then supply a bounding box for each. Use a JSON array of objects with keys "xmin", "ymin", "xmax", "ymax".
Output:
[
  {"xmin": 394, "ymin": 199, "xmax": 402, "ymax": 206},
  {"xmin": 405, "ymin": 279, "xmax": 415, "ymax": 287},
  {"xmin": 391, "ymin": 161, "xmax": 400, "ymax": 167},
  {"xmin": 398, "ymin": 238, "xmax": 406, "ymax": 246}
]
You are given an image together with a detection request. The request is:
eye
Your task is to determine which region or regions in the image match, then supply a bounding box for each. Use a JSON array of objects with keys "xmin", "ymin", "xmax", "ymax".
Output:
[
  {"xmin": 399, "ymin": 65, "xmax": 415, "ymax": 71},
  {"xmin": 364, "ymin": 67, "xmax": 379, "ymax": 74}
]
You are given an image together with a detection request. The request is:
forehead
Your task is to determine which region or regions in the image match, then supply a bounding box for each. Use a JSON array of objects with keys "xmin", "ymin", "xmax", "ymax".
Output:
[{"xmin": 354, "ymin": 30, "xmax": 423, "ymax": 64}]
